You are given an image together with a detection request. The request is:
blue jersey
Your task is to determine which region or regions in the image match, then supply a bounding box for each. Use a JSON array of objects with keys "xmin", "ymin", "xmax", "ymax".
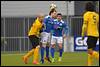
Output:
[
  {"xmin": 52, "ymin": 19, "xmax": 68, "ymax": 37},
  {"xmin": 43, "ymin": 15, "xmax": 55, "ymax": 33}
]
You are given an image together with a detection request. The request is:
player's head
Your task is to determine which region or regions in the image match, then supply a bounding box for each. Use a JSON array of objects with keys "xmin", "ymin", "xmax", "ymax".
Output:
[
  {"xmin": 57, "ymin": 13, "xmax": 62, "ymax": 21},
  {"xmin": 37, "ymin": 13, "xmax": 44, "ymax": 22},
  {"xmin": 49, "ymin": 9, "xmax": 57, "ymax": 19},
  {"xmin": 85, "ymin": 2, "xmax": 95, "ymax": 12}
]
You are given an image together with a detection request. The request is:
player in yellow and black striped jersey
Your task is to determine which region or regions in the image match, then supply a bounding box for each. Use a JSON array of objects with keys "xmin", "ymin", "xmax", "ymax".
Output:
[
  {"xmin": 81, "ymin": 2, "xmax": 99, "ymax": 66},
  {"xmin": 23, "ymin": 13, "xmax": 44, "ymax": 64}
]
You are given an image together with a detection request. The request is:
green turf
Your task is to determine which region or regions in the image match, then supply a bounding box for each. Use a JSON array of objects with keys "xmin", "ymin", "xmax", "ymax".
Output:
[{"xmin": 1, "ymin": 52, "xmax": 99, "ymax": 66}]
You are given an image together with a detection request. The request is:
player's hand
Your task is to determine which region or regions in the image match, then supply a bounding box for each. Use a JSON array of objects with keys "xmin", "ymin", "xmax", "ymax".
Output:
[
  {"xmin": 63, "ymin": 34, "xmax": 66, "ymax": 39},
  {"xmin": 81, "ymin": 32, "xmax": 84, "ymax": 40},
  {"xmin": 39, "ymin": 29, "xmax": 43, "ymax": 33},
  {"xmin": 82, "ymin": 36, "xmax": 84, "ymax": 40}
]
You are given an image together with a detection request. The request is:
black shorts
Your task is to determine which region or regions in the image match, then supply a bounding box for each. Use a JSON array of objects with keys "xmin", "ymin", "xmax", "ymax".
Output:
[
  {"xmin": 87, "ymin": 36, "xmax": 98, "ymax": 49},
  {"xmin": 29, "ymin": 35, "xmax": 39, "ymax": 48}
]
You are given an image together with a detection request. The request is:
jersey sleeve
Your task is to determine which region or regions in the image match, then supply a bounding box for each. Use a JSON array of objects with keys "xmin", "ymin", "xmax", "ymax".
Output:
[
  {"xmin": 43, "ymin": 17, "xmax": 47, "ymax": 24},
  {"xmin": 83, "ymin": 13, "xmax": 89, "ymax": 24},
  {"xmin": 97, "ymin": 14, "xmax": 99, "ymax": 25},
  {"xmin": 81, "ymin": 13, "xmax": 88, "ymax": 37},
  {"xmin": 62, "ymin": 22, "xmax": 69, "ymax": 35},
  {"xmin": 43, "ymin": 17, "xmax": 48, "ymax": 31}
]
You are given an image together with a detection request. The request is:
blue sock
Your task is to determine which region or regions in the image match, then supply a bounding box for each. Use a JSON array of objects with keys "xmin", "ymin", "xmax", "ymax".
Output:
[
  {"xmin": 59, "ymin": 48, "xmax": 63, "ymax": 57},
  {"xmin": 50, "ymin": 47, "xmax": 55, "ymax": 58},
  {"xmin": 41, "ymin": 47, "xmax": 45, "ymax": 60},
  {"xmin": 46, "ymin": 46, "xmax": 49, "ymax": 58}
]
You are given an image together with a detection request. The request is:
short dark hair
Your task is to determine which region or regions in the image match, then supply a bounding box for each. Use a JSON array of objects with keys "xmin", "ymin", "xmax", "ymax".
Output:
[
  {"xmin": 85, "ymin": 2, "xmax": 95, "ymax": 11},
  {"xmin": 49, "ymin": 9, "xmax": 57, "ymax": 15},
  {"xmin": 57, "ymin": 13, "xmax": 62, "ymax": 16}
]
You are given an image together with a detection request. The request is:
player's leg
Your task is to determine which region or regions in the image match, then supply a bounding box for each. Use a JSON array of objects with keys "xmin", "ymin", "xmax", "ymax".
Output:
[
  {"xmin": 46, "ymin": 44, "xmax": 50, "ymax": 59},
  {"xmin": 87, "ymin": 49, "xmax": 99, "ymax": 66},
  {"xmin": 91, "ymin": 37, "xmax": 99, "ymax": 60},
  {"xmin": 88, "ymin": 47, "xmax": 99, "ymax": 61},
  {"xmin": 57, "ymin": 37, "xmax": 63, "ymax": 62},
  {"xmin": 33, "ymin": 46, "xmax": 40, "ymax": 64},
  {"xmin": 40, "ymin": 32, "xmax": 49, "ymax": 63},
  {"xmin": 23, "ymin": 35, "xmax": 35, "ymax": 64},
  {"xmin": 92, "ymin": 51, "xmax": 99, "ymax": 60},
  {"xmin": 87, "ymin": 49, "xmax": 93, "ymax": 66},
  {"xmin": 45, "ymin": 44, "xmax": 51, "ymax": 63},
  {"xmin": 50, "ymin": 36, "xmax": 56, "ymax": 63},
  {"xmin": 40, "ymin": 32, "xmax": 47, "ymax": 64},
  {"xmin": 32, "ymin": 35, "xmax": 40, "ymax": 64},
  {"xmin": 87, "ymin": 36, "xmax": 94, "ymax": 66},
  {"xmin": 23, "ymin": 49, "xmax": 34, "ymax": 64},
  {"xmin": 45, "ymin": 32, "xmax": 51, "ymax": 63},
  {"xmin": 87, "ymin": 36, "xmax": 99, "ymax": 66},
  {"xmin": 40, "ymin": 42, "xmax": 47, "ymax": 64}
]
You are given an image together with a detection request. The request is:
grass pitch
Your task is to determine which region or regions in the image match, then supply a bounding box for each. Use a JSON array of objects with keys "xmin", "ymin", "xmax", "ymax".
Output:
[{"xmin": 1, "ymin": 52, "xmax": 99, "ymax": 66}]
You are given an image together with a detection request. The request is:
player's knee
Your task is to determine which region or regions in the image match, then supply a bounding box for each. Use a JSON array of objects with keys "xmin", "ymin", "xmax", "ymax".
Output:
[
  {"xmin": 46, "ymin": 42, "xmax": 49, "ymax": 46},
  {"xmin": 36, "ymin": 45, "xmax": 40, "ymax": 48},
  {"xmin": 46, "ymin": 43, "xmax": 50, "ymax": 47},
  {"xmin": 88, "ymin": 49, "xmax": 93, "ymax": 55},
  {"xmin": 51, "ymin": 44, "xmax": 55, "ymax": 48},
  {"xmin": 58, "ymin": 44, "xmax": 62, "ymax": 49},
  {"xmin": 43, "ymin": 44, "xmax": 46, "ymax": 48},
  {"xmin": 41, "ymin": 43, "xmax": 46, "ymax": 48}
]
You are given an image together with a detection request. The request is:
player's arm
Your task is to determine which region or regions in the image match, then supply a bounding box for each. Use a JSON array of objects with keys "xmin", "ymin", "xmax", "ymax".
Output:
[
  {"xmin": 62, "ymin": 22, "xmax": 68, "ymax": 38},
  {"xmin": 81, "ymin": 13, "xmax": 88, "ymax": 40},
  {"xmin": 81, "ymin": 22, "xmax": 87, "ymax": 37},
  {"xmin": 97, "ymin": 14, "xmax": 99, "ymax": 32},
  {"xmin": 27, "ymin": 21, "xmax": 34, "ymax": 35},
  {"xmin": 39, "ymin": 23, "xmax": 45, "ymax": 33},
  {"xmin": 97, "ymin": 14, "xmax": 99, "ymax": 41},
  {"xmin": 42, "ymin": 17, "xmax": 47, "ymax": 30}
]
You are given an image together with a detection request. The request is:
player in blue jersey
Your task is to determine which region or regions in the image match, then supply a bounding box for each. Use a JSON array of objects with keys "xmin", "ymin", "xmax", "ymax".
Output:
[
  {"xmin": 40, "ymin": 9, "xmax": 57, "ymax": 64},
  {"xmin": 50, "ymin": 13, "xmax": 69, "ymax": 63}
]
